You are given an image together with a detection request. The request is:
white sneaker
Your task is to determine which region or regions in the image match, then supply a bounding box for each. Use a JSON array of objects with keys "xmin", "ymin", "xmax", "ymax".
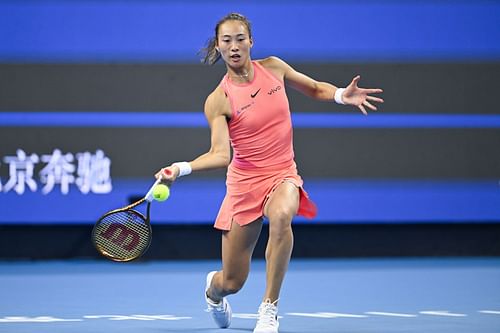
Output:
[
  {"xmin": 253, "ymin": 299, "xmax": 279, "ymax": 333},
  {"xmin": 205, "ymin": 271, "xmax": 232, "ymax": 328}
]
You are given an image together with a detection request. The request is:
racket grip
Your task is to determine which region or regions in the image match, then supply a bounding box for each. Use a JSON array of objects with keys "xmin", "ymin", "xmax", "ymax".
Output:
[{"xmin": 145, "ymin": 177, "xmax": 163, "ymax": 202}]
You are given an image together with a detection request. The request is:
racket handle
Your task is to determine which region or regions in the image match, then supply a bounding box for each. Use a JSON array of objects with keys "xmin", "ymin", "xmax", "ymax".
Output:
[
  {"xmin": 145, "ymin": 169, "xmax": 173, "ymax": 202},
  {"xmin": 145, "ymin": 177, "xmax": 163, "ymax": 202}
]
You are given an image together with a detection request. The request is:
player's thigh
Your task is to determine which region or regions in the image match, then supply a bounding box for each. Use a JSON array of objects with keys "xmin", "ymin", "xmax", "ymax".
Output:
[{"xmin": 222, "ymin": 218, "xmax": 263, "ymax": 282}]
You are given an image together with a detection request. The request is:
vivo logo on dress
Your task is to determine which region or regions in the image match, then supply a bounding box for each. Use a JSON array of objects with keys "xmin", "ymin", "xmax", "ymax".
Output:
[{"xmin": 268, "ymin": 85, "xmax": 282, "ymax": 95}]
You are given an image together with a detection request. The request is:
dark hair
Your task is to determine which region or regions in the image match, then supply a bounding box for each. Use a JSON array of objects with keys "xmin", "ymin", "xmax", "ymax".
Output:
[{"xmin": 200, "ymin": 13, "xmax": 252, "ymax": 65}]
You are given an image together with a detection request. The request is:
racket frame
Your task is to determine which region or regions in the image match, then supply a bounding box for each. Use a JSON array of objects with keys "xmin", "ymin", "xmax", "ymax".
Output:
[{"xmin": 92, "ymin": 177, "xmax": 162, "ymax": 262}]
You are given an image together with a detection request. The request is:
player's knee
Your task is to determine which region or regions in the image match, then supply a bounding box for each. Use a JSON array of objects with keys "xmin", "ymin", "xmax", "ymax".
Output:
[
  {"xmin": 268, "ymin": 207, "xmax": 294, "ymax": 225},
  {"xmin": 268, "ymin": 208, "xmax": 293, "ymax": 238},
  {"xmin": 268, "ymin": 217, "xmax": 293, "ymax": 242}
]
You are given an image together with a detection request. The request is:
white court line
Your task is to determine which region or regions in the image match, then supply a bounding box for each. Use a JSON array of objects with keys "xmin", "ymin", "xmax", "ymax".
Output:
[
  {"xmin": 287, "ymin": 312, "xmax": 367, "ymax": 318},
  {"xmin": 83, "ymin": 315, "xmax": 191, "ymax": 321},
  {"xmin": 0, "ymin": 316, "xmax": 82, "ymax": 323},
  {"xmin": 233, "ymin": 313, "xmax": 284, "ymax": 319},
  {"xmin": 6, "ymin": 309, "xmax": 500, "ymax": 324},
  {"xmin": 232, "ymin": 313, "xmax": 258, "ymax": 319},
  {"xmin": 479, "ymin": 310, "xmax": 500, "ymax": 315},
  {"xmin": 365, "ymin": 311, "xmax": 417, "ymax": 318},
  {"xmin": 420, "ymin": 311, "xmax": 467, "ymax": 317}
]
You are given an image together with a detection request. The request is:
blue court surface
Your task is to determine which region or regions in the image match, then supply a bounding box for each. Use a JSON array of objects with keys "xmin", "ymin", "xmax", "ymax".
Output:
[{"xmin": 1, "ymin": 258, "xmax": 499, "ymax": 333}]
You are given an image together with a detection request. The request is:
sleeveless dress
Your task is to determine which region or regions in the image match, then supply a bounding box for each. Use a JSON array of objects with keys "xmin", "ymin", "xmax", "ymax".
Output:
[{"xmin": 214, "ymin": 60, "xmax": 317, "ymax": 230}]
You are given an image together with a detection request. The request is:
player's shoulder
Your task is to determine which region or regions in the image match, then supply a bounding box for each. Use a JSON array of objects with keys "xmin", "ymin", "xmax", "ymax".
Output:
[
  {"xmin": 205, "ymin": 85, "xmax": 226, "ymax": 107},
  {"xmin": 257, "ymin": 56, "xmax": 289, "ymax": 70},
  {"xmin": 204, "ymin": 85, "xmax": 230, "ymax": 118},
  {"xmin": 257, "ymin": 56, "xmax": 291, "ymax": 80}
]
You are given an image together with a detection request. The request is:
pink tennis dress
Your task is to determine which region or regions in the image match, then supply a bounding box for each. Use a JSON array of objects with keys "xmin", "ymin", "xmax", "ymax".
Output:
[{"xmin": 214, "ymin": 61, "xmax": 317, "ymax": 230}]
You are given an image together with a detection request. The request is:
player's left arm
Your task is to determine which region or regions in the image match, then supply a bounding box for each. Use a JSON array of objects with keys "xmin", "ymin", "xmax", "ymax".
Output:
[{"xmin": 263, "ymin": 56, "xmax": 384, "ymax": 115}]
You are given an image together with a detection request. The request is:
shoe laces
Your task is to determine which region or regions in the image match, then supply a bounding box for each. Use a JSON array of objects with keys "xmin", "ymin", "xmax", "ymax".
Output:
[{"xmin": 257, "ymin": 299, "xmax": 278, "ymax": 327}]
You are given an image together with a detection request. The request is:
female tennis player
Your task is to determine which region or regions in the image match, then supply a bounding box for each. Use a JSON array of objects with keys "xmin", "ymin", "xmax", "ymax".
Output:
[{"xmin": 156, "ymin": 13, "xmax": 383, "ymax": 333}]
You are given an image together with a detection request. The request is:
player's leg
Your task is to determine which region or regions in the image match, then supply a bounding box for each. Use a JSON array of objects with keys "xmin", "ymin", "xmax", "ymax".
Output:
[
  {"xmin": 205, "ymin": 218, "xmax": 263, "ymax": 328},
  {"xmin": 253, "ymin": 181, "xmax": 299, "ymax": 333},
  {"xmin": 207, "ymin": 218, "xmax": 263, "ymax": 301},
  {"xmin": 262, "ymin": 181, "xmax": 299, "ymax": 303}
]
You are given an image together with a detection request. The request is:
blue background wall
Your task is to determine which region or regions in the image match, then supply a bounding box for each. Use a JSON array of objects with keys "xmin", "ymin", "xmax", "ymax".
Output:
[
  {"xmin": 1, "ymin": 0, "xmax": 499, "ymax": 225},
  {"xmin": 1, "ymin": 0, "xmax": 500, "ymax": 62}
]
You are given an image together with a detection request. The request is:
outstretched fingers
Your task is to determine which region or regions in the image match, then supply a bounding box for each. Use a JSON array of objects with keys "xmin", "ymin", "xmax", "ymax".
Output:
[
  {"xmin": 358, "ymin": 104, "xmax": 368, "ymax": 115},
  {"xmin": 345, "ymin": 76, "xmax": 383, "ymax": 115},
  {"xmin": 366, "ymin": 95, "xmax": 384, "ymax": 104},
  {"xmin": 363, "ymin": 100, "xmax": 378, "ymax": 111},
  {"xmin": 366, "ymin": 88, "xmax": 383, "ymax": 94},
  {"xmin": 350, "ymin": 75, "xmax": 361, "ymax": 87}
]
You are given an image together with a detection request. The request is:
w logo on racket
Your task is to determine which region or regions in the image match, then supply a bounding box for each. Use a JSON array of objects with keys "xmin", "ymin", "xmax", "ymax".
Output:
[
  {"xmin": 92, "ymin": 170, "xmax": 172, "ymax": 262},
  {"xmin": 92, "ymin": 205, "xmax": 153, "ymax": 262},
  {"xmin": 100, "ymin": 223, "xmax": 140, "ymax": 251}
]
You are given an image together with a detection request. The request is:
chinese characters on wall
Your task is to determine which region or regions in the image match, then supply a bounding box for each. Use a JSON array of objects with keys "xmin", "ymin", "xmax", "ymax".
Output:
[{"xmin": 0, "ymin": 149, "xmax": 112, "ymax": 195}]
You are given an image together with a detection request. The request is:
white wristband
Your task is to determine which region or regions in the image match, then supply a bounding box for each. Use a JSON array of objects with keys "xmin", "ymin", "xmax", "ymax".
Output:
[
  {"xmin": 334, "ymin": 88, "xmax": 346, "ymax": 105},
  {"xmin": 172, "ymin": 162, "xmax": 192, "ymax": 177}
]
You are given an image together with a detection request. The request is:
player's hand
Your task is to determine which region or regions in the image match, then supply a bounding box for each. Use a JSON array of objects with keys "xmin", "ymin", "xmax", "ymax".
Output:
[
  {"xmin": 155, "ymin": 167, "xmax": 177, "ymax": 184},
  {"xmin": 342, "ymin": 75, "xmax": 384, "ymax": 115}
]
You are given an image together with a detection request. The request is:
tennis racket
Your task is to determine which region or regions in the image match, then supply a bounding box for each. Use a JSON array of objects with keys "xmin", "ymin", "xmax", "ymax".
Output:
[{"xmin": 92, "ymin": 169, "xmax": 171, "ymax": 262}]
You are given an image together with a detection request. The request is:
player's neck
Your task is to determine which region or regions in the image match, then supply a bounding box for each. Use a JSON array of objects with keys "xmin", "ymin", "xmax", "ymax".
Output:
[{"xmin": 227, "ymin": 61, "xmax": 254, "ymax": 83}]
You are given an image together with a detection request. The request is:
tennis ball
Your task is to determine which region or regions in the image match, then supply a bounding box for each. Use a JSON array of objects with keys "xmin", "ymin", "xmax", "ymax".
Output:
[{"xmin": 153, "ymin": 184, "xmax": 170, "ymax": 202}]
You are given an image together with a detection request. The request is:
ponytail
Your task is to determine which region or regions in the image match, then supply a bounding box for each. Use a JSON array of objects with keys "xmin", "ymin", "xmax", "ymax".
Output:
[{"xmin": 200, "ymin": 37, "xmax": 221, "ymax": 65}]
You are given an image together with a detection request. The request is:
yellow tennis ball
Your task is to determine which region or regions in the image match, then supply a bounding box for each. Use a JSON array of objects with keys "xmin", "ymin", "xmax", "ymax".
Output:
[{"xmin": 153, "ymin": 184, "xmax": 170, "ymax": 202}]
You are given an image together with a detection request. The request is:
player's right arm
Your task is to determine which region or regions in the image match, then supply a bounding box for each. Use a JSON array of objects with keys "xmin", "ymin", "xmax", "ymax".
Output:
[
  {"xmin": 190, "ymin": 88, "xmax": 232, "ymax": 171},
  {"xmin": 158, "ymin": 87, "xmax": 231, "ymax": 181}
]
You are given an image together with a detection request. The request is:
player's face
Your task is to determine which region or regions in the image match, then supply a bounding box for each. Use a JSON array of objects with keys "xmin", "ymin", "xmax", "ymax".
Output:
[{"xmin": 217, "ymin": 20, "xmax": 253, "ymax": 68}]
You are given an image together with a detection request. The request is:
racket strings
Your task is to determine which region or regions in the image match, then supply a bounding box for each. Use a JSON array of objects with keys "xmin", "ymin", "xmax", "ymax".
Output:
[{"xmin": 94, "ymin": 210, "xmax": 151, "ymax": 261}]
